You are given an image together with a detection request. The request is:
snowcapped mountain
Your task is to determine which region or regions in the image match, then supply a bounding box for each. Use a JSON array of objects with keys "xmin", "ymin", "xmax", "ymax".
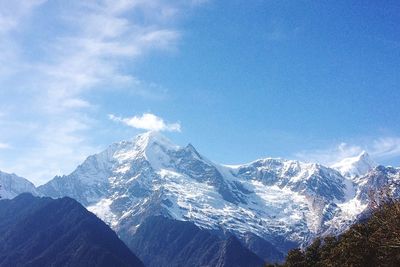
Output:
[
  {"xmin": 0, "ymin": 170, "xmax": 38, "ymax": 199},
  {"xmin": 37, "ymin": 132, "xmax": 400, "ymax": 262},
  {"xmin": 331, "ymin": 151, "xmax": 377, "ymax": 178},
  {"xmin": 322, "ymin": 164, "xmax": 400, "ymax": 235}
]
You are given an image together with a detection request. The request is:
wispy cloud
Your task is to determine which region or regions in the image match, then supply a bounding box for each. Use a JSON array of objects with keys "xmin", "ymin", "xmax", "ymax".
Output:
[
  {"xmin": 0, "ymin": 0, "xmax": 205, "ymax": 184},
  {"xmin": 294, "ymin": 142, "xmax": 363, "ymax": 165},
  {"xmin": 109, "ymin": 113, "xmax": 181, "ymax": 132},
  {"xmin": 371, "ymin": 137, "xmax": 400, "ymax": 159},
  {"xmin": 294, "ymin": 137, "xmax": 400, "ymax": 166},
  {"xmin": 0, "ymin": 0, "xmax": 46, "ymax": 34},
  {"xmin": 27, "ymin": 1, "xmax": 182, "ymax": 113},
  {"xmin": 0, "ymin": 143, "xmax": 10, "ymax": 149}
]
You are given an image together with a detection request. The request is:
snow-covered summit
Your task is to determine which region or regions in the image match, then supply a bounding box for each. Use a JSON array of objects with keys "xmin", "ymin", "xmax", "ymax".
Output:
[
  {"xmin": 35, "ymin": 133, "xmax": 344, "ymax": 248},
  {"xmin": 130, "ymin": 131, "xmax": 180, "ymax": 170},
  {"xmin": 0, "ymin": 170, "xmax": 38, "ymax": 199},
  {"xmin": 36, "ymin": 132, "xmax": 399, "ymax": 257},
  {"xmin": 331, "ymin": 151, "xmax": 377, "ymax": 178},
  {"xmin": 136, "ymin": 131, "xmax": 180, "ymax": 151}
]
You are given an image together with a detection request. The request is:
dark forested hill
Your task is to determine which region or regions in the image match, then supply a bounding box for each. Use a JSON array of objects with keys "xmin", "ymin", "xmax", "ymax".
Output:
[
  {"xmin": 0, "ymin": 193, "xmax": 143, "ymax": 267},
  {"xmin": 279, "ymin": 200, "xmax": 400, "ymax": 267}
]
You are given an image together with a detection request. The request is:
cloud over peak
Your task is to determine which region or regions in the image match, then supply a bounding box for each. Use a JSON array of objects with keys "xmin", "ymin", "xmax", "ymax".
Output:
[{"xmin": 109, "ymin": 113, "xmax": 181, "ymax": 132}]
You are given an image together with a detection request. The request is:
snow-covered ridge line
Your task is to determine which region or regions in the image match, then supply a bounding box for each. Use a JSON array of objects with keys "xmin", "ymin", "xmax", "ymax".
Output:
[
  {"xmin": 0, "ymin": 170, "xmax": 38, "ymax": 199},
  {"xmin": 331, "ymin": 151, "xmax": 377, "ymax": 178},
  {"xmin": 2, "ymin": 132, "xmax": 398, "ymax": 258}
]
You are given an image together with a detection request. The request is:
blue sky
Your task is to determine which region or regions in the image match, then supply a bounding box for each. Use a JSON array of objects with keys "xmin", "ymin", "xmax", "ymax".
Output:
[{"xmin": 0, "ymin": 0, "xmax": 399, "ymax": 185}]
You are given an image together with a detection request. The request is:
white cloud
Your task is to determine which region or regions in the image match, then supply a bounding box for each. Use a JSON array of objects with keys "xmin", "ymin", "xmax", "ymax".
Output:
[
  {"xmin": 29, "ymin": 1, "xmax": 183, "ymax": 115},
  {"xmin": 371, "ymin": 137, "xmax": 400, "ymax": 159},
  {"xmin": 61, "ymin": 98, "xmax": 93, "ymax": 109},
  {"xmin": 294, "ymin": 142, "xmax": 364, "ymax": 166},
  {"xmin": 0, "ymin": 142, "xmax": 10, "ymax": 149},
  {"xmin": 109, "ymin": 113, "xmax": 181, "ymax": 132},
  {"xmin": 0, "ymin": 0, "xmax": 46, "ymax": 34}
]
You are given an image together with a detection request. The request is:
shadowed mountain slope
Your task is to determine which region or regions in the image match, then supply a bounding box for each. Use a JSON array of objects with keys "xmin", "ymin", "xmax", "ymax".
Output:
[{"xmin": 0, "ymin": 193, "xmax": 143, "ymax": 267}]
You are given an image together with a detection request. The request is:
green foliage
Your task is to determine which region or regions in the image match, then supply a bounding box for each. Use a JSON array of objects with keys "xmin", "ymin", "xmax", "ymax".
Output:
[
  {"xmin": 281, "ymin": 201, "xmax": 400, "ymax": 267},
  {"xmin": 284, "ymin": 249, "xmax": 305, "ymax": 267}
]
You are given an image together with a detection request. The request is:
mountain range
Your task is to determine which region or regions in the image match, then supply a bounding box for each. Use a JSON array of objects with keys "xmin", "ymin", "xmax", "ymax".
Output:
[{"xmin": 1, "ymin": 131, "xmax": 399, "ymax": 265}]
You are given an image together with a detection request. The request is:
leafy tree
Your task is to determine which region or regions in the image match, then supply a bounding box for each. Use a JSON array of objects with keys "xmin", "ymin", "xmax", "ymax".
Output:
[
  {"xmin": 284, "ymin": 248, "xmax": 306, "ymax": 267},
  {"xmin": 304, "ymin": 238, "xmax": 322, "ymax": 266}
]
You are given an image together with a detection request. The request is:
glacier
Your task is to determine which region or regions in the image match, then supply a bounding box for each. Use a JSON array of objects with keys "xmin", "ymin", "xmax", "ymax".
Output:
[
  {"xmin": 1, "ymin": 131, "xmax": 399, "ymax": 260},
  {"xmin": 36, "ymin": 132, "xmax": 399, "ymax": 255}
]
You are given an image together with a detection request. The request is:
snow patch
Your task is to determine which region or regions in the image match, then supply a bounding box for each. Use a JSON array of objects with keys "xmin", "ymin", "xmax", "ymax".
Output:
[
  {"xmin": 88, "ymin": 199, "xmax": 118, "ymax": 227},
  {"xmin": 332, "ymin": 151, "xmax": 376, "ymax": 178}
]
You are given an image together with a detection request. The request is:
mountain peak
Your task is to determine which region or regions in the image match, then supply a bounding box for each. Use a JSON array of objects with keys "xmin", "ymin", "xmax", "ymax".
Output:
[
  {"xmin": 135, "ymin": 131, "xmax": 179, "ymax": 151},
  {"xmin": 358, "ymin": 150, "xmax": 369, "ymax": 159},
  {"xmin": 331, "ymin": 151, "xmax": 377, "ymax": 178},
  {"xmin": 0, "ymin": 170, "xmax": 38, "ymax": 199},
  {"xmin": 128, "ymin": 131, "xmax": 181, "ymax": 170}
]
